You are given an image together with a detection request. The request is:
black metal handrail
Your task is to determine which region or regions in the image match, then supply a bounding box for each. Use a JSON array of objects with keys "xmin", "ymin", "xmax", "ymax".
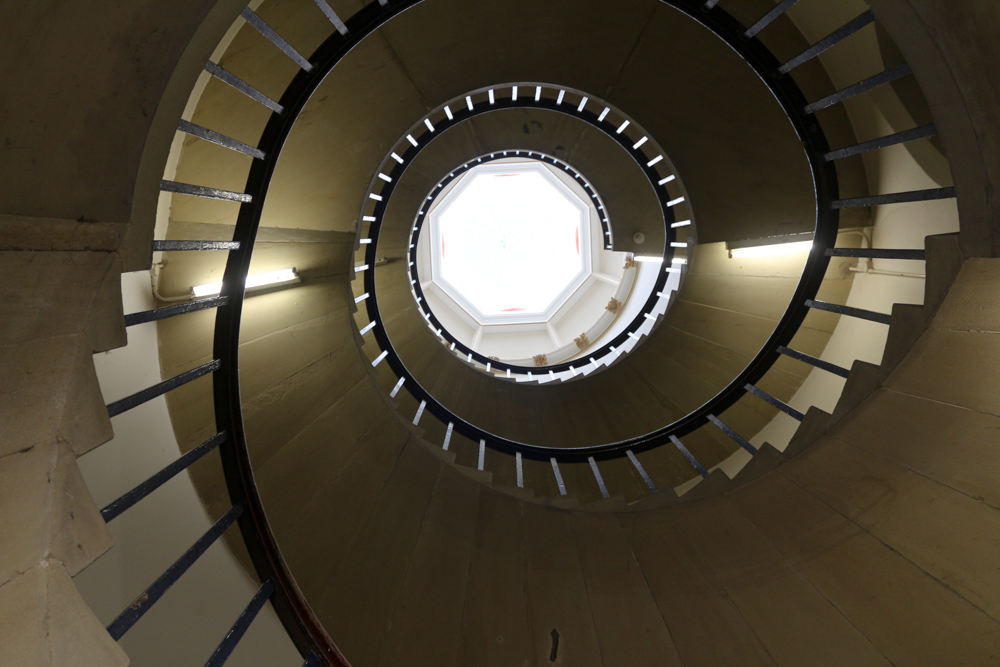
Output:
[
  {"xmin": 344, "ymin": 0, "xmax": 950, "ymax": 469},
  {"xmin": 347, "ymin": 0, "xmax": 842, "ymax": 463},
  {"xmin": 104, "ymin": 0, "xmax": 954, "ymax": 663}
]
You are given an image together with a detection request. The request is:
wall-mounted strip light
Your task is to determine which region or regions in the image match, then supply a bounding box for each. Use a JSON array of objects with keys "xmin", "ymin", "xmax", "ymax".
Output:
[
  {"xmin": 729, "ymin": 240, "xmax": 813, "ymax": 258},
  {"xmin": 192, "ymin": 267, "xmax": 298, "ymax": 297},
  {"xmin": 634, "ymin": 255, "xmax": 663, "ymax": 264},
  {"xmin": 727, "ymin": 233, "xmax": 814, "ymax": 259}
]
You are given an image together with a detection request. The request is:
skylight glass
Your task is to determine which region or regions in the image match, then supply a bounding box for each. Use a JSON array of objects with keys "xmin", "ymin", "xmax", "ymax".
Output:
[{"xmin": 436, "ymin": 168, "xmax": 586, "ymax": 316}]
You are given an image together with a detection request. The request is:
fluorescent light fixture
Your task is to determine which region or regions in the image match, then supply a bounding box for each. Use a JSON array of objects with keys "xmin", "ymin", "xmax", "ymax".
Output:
[
  {"xmin": 730, "ymin": 240, "xmax": 813, "ymax": 258},
  {"xmin": 192, "ymin": 267, "xmax": 299, "ymax": 297},
  {"xmin": 727, "ymin": 234, "xmax": 814, "ymax": 259},
  {"xmin": 634, "ymin": 255, "xmax": 663, "ymax": 264}
]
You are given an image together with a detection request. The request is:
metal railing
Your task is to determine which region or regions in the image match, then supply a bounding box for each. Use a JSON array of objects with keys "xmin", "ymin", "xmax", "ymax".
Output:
[{"xmin": 99, "ymin": 0, "xmax": 952, "ymax": 663}]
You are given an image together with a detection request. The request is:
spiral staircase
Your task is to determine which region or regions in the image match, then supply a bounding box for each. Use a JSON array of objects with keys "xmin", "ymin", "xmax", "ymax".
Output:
[{"xmin": 2, "ymin": 0, "xmax": 1000, "ymax": 665}]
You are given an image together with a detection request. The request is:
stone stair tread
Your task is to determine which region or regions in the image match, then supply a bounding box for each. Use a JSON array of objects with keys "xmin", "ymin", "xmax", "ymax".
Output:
[
  {"xmin": 676, "ymin": 468, "xmax": 731, "ymax": 502},
  {"xmin": 729, "ymin": 442, "xmax": 782, "ymax": 486}
]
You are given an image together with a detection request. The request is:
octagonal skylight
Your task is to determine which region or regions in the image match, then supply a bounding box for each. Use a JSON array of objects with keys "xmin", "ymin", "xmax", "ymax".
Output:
[
  {"xmin": 432, "ymin": 163, "xmax": 590, "ymax": 323},
  {"xmin": 411, "ymin": 154, "xmax": 671, "ymax": 368}
]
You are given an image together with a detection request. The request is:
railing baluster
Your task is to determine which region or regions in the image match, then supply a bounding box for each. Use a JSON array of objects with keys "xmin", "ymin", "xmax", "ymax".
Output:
[
  {"xmin": 442, "ymin": 422, "xmax": 453, "ymax": 450},
  {"xmin": 203, "ymin": 579, "xmax": 276, "ymax": 667},
  {"xmin": 832, "ymin": 186, "xmax": 956, "ymax": 209},
  {"xmin": 744, "ymin": 0, "xmax": 800, "ymax": 38},
  {"xmin": 312, "ymin": 0, "xmax": 349, "ymax": 35},
  {"xmin": 101, "ymin": 432, "xmax": 228, "ymax": 522},
  {"xmin": 706, "ymin": 414, "xmax": 758, "ymax": 454},
  {"xmin": 825, "ymin": 248, "xmax": 925, "ymax": 260},
  {"xmin": 177, "ymin": 120, "xmax": 265, "ymax": 159},
  {"xmin": 588, "ymin": 457, "xmax": 610, "ymax": 499},
  {"xmin": 806, "ymin": 299, "xmax": 892, "ymax": 325},
  {"xmin": 160, "ymin": 180, "xmax": 252, "ymax": 203},
  {"xmin": 744, "ymin": 384, "xmax": 804, "ymax": 421},
  {"xmin": 107, "ymin": 360, "xmax": 221, "ymax": 417},
  {"xmin": 669, "ymin": 435, "xmax": 709, "ymax": 478},
  {"xmin": 805, "ymin": 64, "xmax": 912, "ymax": 114},
  {"xmin": 779, "ymin": 11, "xmax": 875, "ymax": 75},
  {"xmin": 824, "ymin": 124, "xmax": 937, "ymax": 161},
  {"xmin": 125, "ymin": 296, "xmax": 228, "ymax": 327},
  {"xmin": 106, "ymin": 504, "xmax": 244, "ymax": 640},
  {"xmin": 550, "ymin": 458, "xmax": 567, "ymax": 496},
  {"xmin": 777, "ymin": 345, "xmax": 851, "ymax": 378},
  {"xmin": 240, "ymin": 9, "xmax": 313, "ymax": 71},
  {"xmin": 203, "ymin": 61, "xmax": 284, "ymax": 113},
  {"xmin": 626, "ymin": 450, "xmax": 658, "ymax": 493},
  {"xmin": 153, "ymin": 240, "xmax": 242, "ymax": 251}
]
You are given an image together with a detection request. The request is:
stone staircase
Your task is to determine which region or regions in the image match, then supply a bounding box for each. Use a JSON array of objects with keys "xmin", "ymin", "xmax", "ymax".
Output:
[{"xmin": 0, "ymin": 250, "xmax": 129, "ymax": 664}]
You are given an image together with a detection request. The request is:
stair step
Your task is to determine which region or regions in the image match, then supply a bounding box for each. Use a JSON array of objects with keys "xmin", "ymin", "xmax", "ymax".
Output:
[
  {"xmin": 780, "ymin": 406, "xmax": 832, "ymax": 461},
  {"xmin": 676, "ymin": 468, "xmax": 732, "ymax": 502},
  {"xmin": 729, "ymin": 442, "xmax": 782, "ymax": 486}
]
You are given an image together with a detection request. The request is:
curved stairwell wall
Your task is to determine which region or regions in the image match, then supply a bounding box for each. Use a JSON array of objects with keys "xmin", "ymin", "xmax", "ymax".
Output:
[{"xmin": 0, "ymin": 1, "xmax": 998, "ymax": 666}]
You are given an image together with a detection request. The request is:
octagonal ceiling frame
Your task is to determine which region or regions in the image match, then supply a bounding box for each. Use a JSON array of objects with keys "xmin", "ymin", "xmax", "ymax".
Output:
[
  {"xmin": 427, "ymin": 160, "xmax": 595, "ymax": 325},
  {"xmin": 411, "ymin": 152, "xmax": 641, "ymax": 366}
]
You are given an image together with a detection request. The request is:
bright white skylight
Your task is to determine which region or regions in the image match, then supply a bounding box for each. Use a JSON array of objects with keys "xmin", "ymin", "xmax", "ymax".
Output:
[{"xmin": 434, "ymin": 166, "xmax": 588, "ymax": 317}]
